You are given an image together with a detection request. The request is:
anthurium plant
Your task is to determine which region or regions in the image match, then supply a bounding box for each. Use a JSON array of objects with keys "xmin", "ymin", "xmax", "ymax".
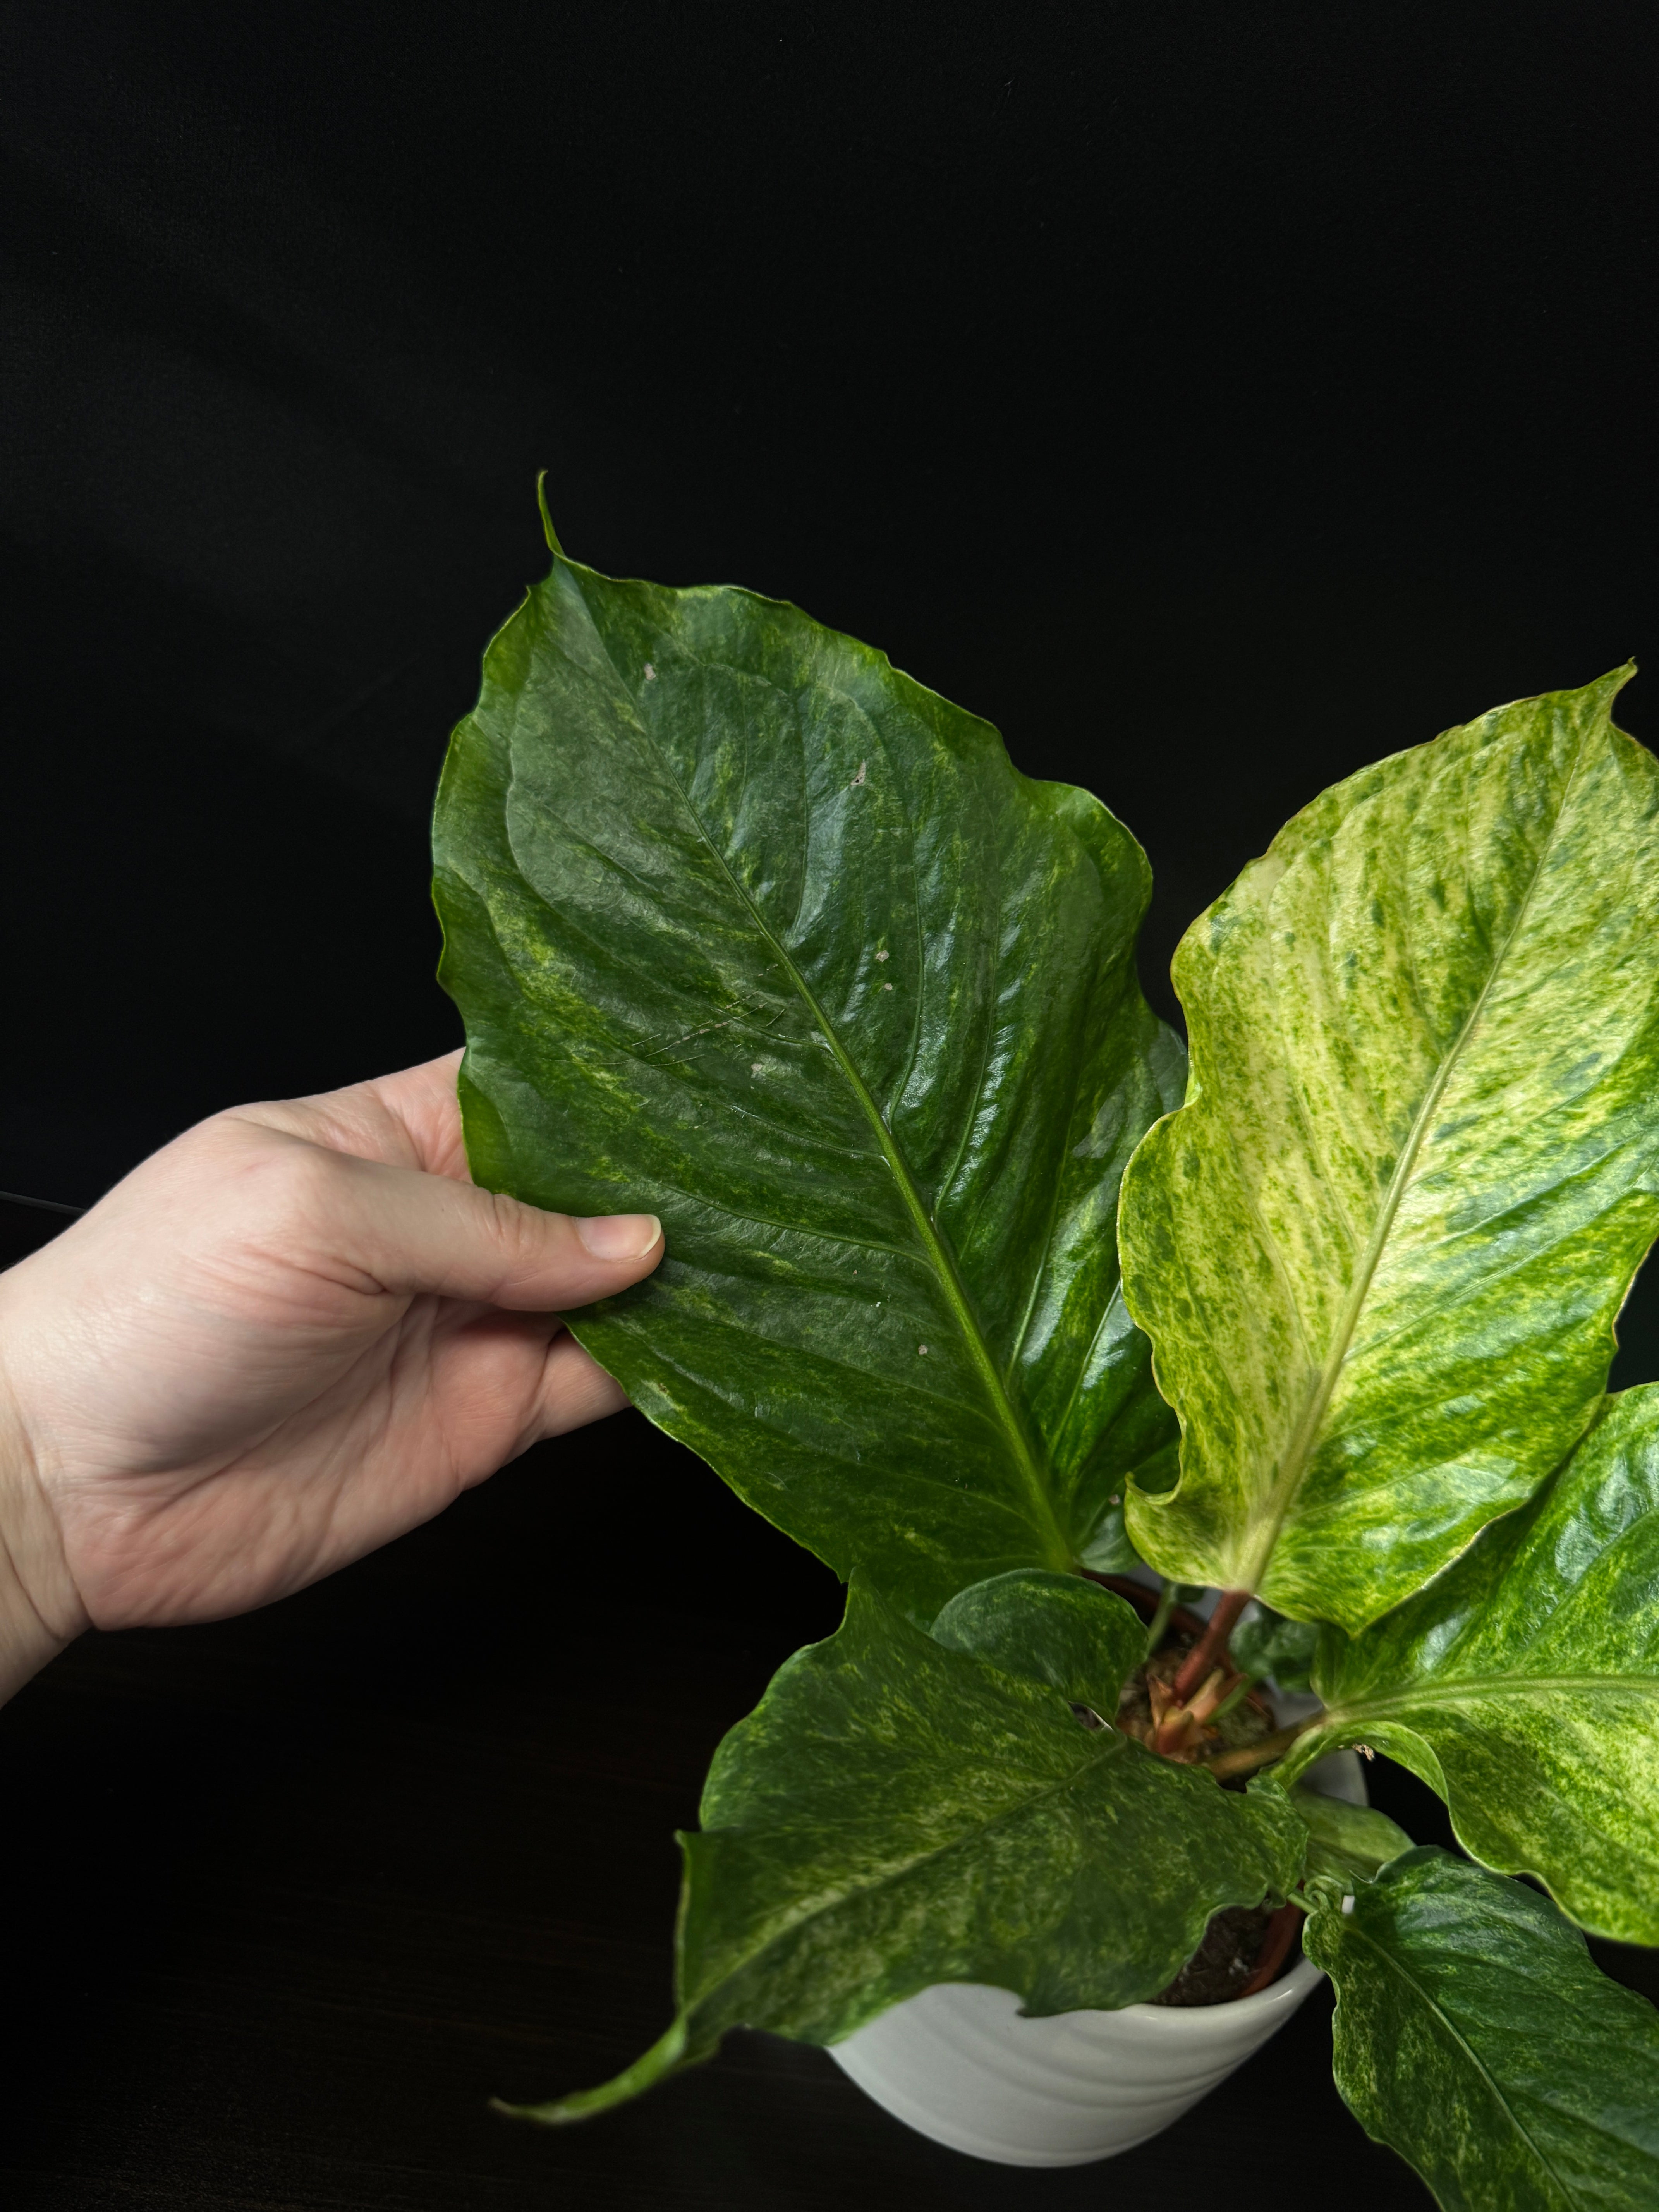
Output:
[{"xmin": 431, "ymin": 503, "xmax": 1659, "ymax": 2207}]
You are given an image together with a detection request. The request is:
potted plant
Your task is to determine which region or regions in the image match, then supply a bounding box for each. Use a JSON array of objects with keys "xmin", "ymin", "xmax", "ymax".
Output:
[{"xmin": 430, "ymin": 498, "xmax": 1659, "ymax": 2206}]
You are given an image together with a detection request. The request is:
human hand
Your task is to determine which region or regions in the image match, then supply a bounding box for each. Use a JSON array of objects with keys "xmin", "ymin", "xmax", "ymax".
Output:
[{"xmin": 0, "ymin": 1052, "xmax": 663, "ymax": 1699}]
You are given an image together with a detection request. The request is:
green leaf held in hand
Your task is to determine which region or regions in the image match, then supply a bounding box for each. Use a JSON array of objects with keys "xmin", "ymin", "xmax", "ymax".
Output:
[
  {"xmin": 503, "ymin": 1575, "xmax": 1305, "ymax": 2124},
  {"xmin": 1120, "ymin": 670, "xmax": 1659, "ymax": 1632},
  {"xmin": 1305, "ymin": 1848, "xmax": 1659, "ymax": 2210},
  {"xmin": 434, "ymin": 540, "xmax": 1183, "ymax": 1620},
  {"xmin": 1282, "ymin": 1382, "xmax": 1659, "ymax": 1942}
]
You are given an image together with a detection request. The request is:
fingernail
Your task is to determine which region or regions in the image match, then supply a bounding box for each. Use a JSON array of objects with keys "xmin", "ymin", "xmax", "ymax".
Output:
[{"xmin": 574, "ymin": 1212, "xmax": 663, "ymax": 1261}]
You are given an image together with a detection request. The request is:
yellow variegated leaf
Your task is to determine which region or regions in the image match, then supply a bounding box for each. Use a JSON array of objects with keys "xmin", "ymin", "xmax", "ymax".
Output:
[
  {"xmin": 1282, "ymin": 1384, "xmax": 1659, "ymax": 1942},
  {"xmin": 1121, "ymin": 671, "xmax": 1659, "ymax": 1632}
]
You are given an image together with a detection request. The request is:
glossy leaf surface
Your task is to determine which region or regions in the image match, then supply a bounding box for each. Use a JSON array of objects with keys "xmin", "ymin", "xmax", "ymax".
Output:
[
  {"xmin": 1232, "ymin": 1604, "xmax": 1319, "ymax": 1693},
  {"xmin": 1121, "ymin": 671, "xmax": 1659, "ymax": 1631},
  {"xmin": 929, "ymin": 1567, "xmax": 1146, "ymax": 1710},
  {"xmin": 512, "ymin": 1576, "xmax": 1305, "ymax": 2123},
  {"xmin": 1283, "ymin": 1385, "xmax": 1659, "ymax": 1941},
  {"xmin": 1307, "ymin": 1849, "xmax": 1659, "ymax": 2210},
  {"xmin": 1287, "ymin": 1788, "xmax": 1412, "ymax": 1888},
  {"xmin": 434, "ymin": 545, "xmax": 1183, "ymax": 1618}
]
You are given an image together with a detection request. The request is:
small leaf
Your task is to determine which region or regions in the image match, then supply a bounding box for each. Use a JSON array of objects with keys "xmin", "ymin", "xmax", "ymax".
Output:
[
  {"xmin": 1231, "ymin": 1604, "xmax": 1320, "ymax": 1693},
  {"xmin": 1305, "ymin": 1848, "xmax": 1659, "ymax": 2210},
  {"xmin": 1283, "ymin": 1383, "xmax": 1659, "ymax": 1942},
  {"xmin": 1120, "ymin": 670, "xmax": 1659, "ymax": 1632},
  {"xmin": 1075, "ymin": 1498, "xmax": 1143, "ymax": 1574},
  {"xmin": 1287, "ymin": 1788, "xmax": 1412, "ymax": 1887},
  {"xmin": 514, "ymin": 1577, "xmax": 1305, "ymax": 2123},
  {"xmin": 1075, "ymin": 1435, "xmax": 1178, "ymax": 1573},
  {"xmin": 434, "ymin": 543, "xmax": 1183, "ymax": 1620},
  {"xmin": 930, "ymin": 1567, "xmax": 1146, "ymax": 1711}
]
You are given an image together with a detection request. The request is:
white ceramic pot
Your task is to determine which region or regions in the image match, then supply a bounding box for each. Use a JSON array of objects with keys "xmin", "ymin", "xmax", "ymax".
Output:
[{"xmin": 828, "ymin": 1747, "xmax": 1364, "ymax": 2167}]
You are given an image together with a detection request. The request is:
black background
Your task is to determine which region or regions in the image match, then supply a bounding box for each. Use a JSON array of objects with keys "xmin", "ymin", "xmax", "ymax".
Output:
[{"xmin": 3, "ymin": 5, "xmax": 1658, "ymax": 2205}]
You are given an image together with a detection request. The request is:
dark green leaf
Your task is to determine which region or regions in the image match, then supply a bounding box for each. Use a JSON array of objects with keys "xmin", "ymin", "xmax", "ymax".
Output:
[
  {"xmin": 1305, "ymin": 1848, "xmax": 1659, "ymax": 2210},
  {"xmin": 1283, "ymin": 1384, "xmax": 1659, "ymax": 1942},
  {"xmin": 433, "ymin": 546, "xmax": 1183, "ymax": 1620},
  {"xmin": 1073, "ymin": 1434, "xmax": 1179, "ymax": 1575},
  {"xmin": 504, "ymin": 1577, "xmax": 1305, "ymax": 2124},
  {"xmin": 929, "ymin": 1566, "xmax": 1145, "ymax": 1712},
  {"xmin": 1232, "ymin": 1604, "xmax": 1320, "ymax": 1693},
  {"xmin": 1119, "ymin": 671, "xmax": 1659, "ymax": 1632},
  {"xmin": 1075, "ymin": 1498, "xmax": 1143, "ymax": 1574},
  {"xmin": 1287, "ymin": 1788, "xmax": 1412, "ymax": 1887}
]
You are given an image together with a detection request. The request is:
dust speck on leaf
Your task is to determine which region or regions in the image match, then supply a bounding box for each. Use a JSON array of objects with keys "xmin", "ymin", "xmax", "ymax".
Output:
[{"xmin": 851, "ymin": 760, "xmax": 867, "ymax": 787}]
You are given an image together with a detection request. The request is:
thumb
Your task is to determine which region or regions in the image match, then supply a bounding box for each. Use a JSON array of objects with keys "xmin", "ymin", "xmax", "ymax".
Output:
[{"xmin": 323, "ymin": 1149, "xmax": 664, "ymax": 1309}]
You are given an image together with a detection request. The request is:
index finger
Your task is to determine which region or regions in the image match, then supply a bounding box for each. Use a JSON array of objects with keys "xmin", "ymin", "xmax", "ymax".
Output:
[{"xmin": 237, "ymin": 1052, "xmax": 471, "ymax": 1178}]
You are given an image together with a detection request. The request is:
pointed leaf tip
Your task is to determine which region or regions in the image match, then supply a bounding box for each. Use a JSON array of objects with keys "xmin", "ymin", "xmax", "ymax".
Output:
[
  {"xmin": 1586, "ymin": 659, "xmax": 1637, "ymax": 710},
  {"xmin": 488, "ymin": 2016, "xmax": 693, "ymax": 2128},
  {"xmin": 534, "ymin": 471, "xmax": 565, "ymax": 557}
]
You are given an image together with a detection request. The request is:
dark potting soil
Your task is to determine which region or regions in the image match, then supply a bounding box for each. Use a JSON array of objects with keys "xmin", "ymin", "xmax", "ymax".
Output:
[{"xmin": 1149, "ymin": 1901, "xmax": 1285, "ymax": 2007}]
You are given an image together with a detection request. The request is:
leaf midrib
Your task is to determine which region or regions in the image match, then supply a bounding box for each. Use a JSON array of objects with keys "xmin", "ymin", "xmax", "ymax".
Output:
[
  {"xmin": 690, "ymin": 1726, "xmax": 1135, "ymax": 2007},
  {"xmin": 1239, "ymin": 723, "xmax": 1594, "ymax": 1593},
  {"xmin": 1322, "ymin": 1672, "xmax": 1659, "ymax": 1730},
  {"xmin": 1338, "ymin": 1916, "xmax": 1578, "ymax": 2208},
  {"xmin": 599, "ymin": 600, "xmax": 1072, "ymax": 1571}
]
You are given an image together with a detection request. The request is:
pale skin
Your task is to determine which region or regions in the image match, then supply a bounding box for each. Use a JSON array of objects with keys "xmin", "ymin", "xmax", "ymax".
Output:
[{"xmin": 0, "ymin": 1051, "xmax": 664, "ymax": 1704}]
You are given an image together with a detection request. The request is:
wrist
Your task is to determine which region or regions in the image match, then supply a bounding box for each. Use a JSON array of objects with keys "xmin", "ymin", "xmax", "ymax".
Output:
[{"xmin": 0, "ymin": 1345, "xmax": 84, "ymax": 1703}]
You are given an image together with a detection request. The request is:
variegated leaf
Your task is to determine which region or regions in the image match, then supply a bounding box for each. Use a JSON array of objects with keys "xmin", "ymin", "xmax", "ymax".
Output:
[
  {"xmin": 507, "ymin": 1576, "xmax": 1304, "ymax": 2124},
  {"xmin": 434, "ymin": 533, "xmax": 1183, "ymax": 1621},
  {"xmin": 1281, "ymin": 1384, "xmax": 1659, "ymax": 1942},
  {"xmin": 1307, "ymin": 1849, "xmax": 1659, "ymax": 2210},
  {"xmin": 1287, "ymin": 1788, "xmax": 1412, "ymax": 1889},
  {"xmin": 1120, "ymin": 670, "xmax": 1659, "ymax": 1632}
]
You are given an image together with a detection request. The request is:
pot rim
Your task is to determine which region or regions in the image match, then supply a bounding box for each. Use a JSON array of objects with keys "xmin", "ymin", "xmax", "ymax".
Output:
[
  {"xmin": 1112, "ymin": 1944, "xmax": 1322, "ymax": 2027},
  {"xmin": 890, "ymin": 1944, "xmax": 1322, "ymax": 2048}
]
